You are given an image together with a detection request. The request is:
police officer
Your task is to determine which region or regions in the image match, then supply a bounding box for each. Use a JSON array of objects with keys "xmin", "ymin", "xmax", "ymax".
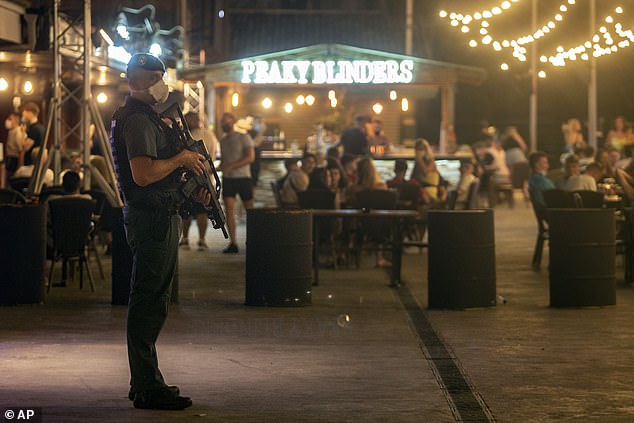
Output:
[{"xmin": 111, "ymin": 53, "xmax": 209, "ymax": 410}]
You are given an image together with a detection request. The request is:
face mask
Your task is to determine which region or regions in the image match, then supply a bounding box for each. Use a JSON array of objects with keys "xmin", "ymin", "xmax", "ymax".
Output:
[
  {"xmin": 5, "ymin": 120, "xmax": 12, "ymax": 130},
  {"xmin": 147, "ymin": 79, "xmax": 169, "ymax": 104}
]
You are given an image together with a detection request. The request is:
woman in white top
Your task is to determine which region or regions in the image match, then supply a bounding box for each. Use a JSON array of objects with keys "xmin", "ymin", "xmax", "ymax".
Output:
[{"xmin": 4, "ymin": 112, "xmax": 27, "ymax": 177}]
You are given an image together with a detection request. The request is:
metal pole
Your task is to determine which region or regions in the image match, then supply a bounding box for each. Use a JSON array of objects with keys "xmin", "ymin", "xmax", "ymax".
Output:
[
  {"xmin": 53, "ymin": 0, "xmax": 62, "ymax": 186},
  {"xmin": 529, "ymin": 0, "xmax": 538, "ymax": 152},
  {"xmin": 82, "ymin": 0, "xmax": 92, "ymax": 191},
  {"xmin": 588, "ymin": 0, "xmax": 598, "ymax": 148},
  {"xmin": 405, "ymin": 0, "xmax": 413, "ymax": 55},
  {"xmin": 179, "ymin": 0, "xmax": 189, "ymax": 67}
]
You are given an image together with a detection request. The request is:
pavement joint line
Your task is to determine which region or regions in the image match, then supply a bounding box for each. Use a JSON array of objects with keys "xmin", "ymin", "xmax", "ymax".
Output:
[{"xmin": 395, "ymin": 282, "xmax": 497, "ymax": 423}]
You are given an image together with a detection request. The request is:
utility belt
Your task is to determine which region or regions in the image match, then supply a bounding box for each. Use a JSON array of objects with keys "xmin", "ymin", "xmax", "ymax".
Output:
[{"xmin": 125, "ymin": 190, "xmax": 184, "ymax": 217}]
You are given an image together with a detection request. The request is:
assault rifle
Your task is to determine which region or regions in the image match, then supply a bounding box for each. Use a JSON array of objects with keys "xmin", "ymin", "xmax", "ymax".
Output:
[{"xmin": 161, "ymin": 104, "xmax": 228, "ymax": 239}]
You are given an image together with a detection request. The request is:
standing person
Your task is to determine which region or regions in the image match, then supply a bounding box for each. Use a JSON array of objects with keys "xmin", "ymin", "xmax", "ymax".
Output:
[
  {"xmin": 179, "ymin": 111, "xmax": 219, "ymax": 250},
  {"xmin": 340, "ymin": 114, "xmax": 370, "ymax": 156},
  {"xmin": 606, "ymin": 116, "xmax": 631, "ymax": 153},
  {"xmin": 500, "ymin": 126, "xmax": 528, "ymax": 167},
  {"xmin": 367, "ymin": 117, "xmax": 391, "ymax": 152},
  {"xmin": 562, "ymin": 118, "xmax": 585, "ymax": 153},
  {"xmin": 218, "ymin": 112, "xmax": 255, "ymax": 254},
  {"xmin": 110, "ymin": 53, "xmax": 210, "ymax": 410},
  {"xmin": 248, "ymin": 116, "xmax": 266, "ymax": 186},
  {"xmin": 3, "ymin": 112, "xmax": 27, "ymax": 180},
  {"xmin": 21, "ymin": 102, "xmax": 45, "ymax": 166}
]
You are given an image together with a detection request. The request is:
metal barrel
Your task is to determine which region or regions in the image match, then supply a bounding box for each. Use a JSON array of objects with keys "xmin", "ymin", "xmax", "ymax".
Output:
[
  {"xmin": 427, "ymin": 209, "xmax": 496, "ymax": 309},
  {"xmin": 0, "ymin": 204, "xmax": 46, "ymax": 305},
  {"xmin": 246, "ymin": 208, "xmax": 313, "ymax": 306},
  {"xmin": 549, "ymin": 209, "xmax": 616, "ymax": 307}
]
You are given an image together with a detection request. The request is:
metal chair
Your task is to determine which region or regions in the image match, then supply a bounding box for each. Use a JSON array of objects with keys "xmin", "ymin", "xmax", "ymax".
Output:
[{"xmin": 47, "ymin": 197, "xmax": 97, "ymax": 292}]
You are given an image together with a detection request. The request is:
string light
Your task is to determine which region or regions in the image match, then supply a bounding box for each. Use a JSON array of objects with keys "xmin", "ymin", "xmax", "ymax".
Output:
[
  {"xmin": 439, "ymin": 3, "xmax": 632, "ymax": 78},
  {"xmin": 440, "ymin": 0, "xmax": 578, "ymax": 63},
  {"xmin": 542, "ymin": 8, "xmax": 633, "ymax": 70}
]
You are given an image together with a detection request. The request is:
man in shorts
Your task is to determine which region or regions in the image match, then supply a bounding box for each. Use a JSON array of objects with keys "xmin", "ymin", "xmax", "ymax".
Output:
[{"xmin": 218, "ymin": 112, "xmax": 255, "ymax": 253}]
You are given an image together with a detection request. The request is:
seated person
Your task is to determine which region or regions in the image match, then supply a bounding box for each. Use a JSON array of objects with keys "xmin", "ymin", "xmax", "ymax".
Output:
[
  {"xmin": 386, "ymin": 159, "xmax": 409, "ymax": 188},
  {"xmin": 345, "ymin": 157, "xmax": 391, "ymax": 268},
  {"xmin": 325, "ymin": 159, "xmax": 347, "ymax": 208},
  {"xmin": 48, "ymin": 171, "xmax": 92, "ymax": 201},
  {"xmin": 412, "ymin": 139, "xmax": 447, "ymax": 206},
  {"xmin": 556, "ymin": 154, "xmax": 597, "ymax": 192},
  {"xmin": 528, "ymin": 151, "xmax": 555, "ymax": 209},
  {"xmin": 276, "ymin": 158, "xmax": 298, "ymax": 190},
  {"xmin": 341, "ymin": 154, "xmax": 359, "ymax": 186},
  {"xmin": 452, "ymin": 160, "xmax": 478, "ymax": 209},
  {"xmin": 13, "ymin": 147, "xmax": 54, "ymax": 187},
  {"xmin": 345, "ymin": 157, "xmax": 387, "ymax": 208},
  {"xmin": 584, "ymin": 162, "xmax": 603, "ymax": 183},
  {"xmin": 280, "ymin": 152, "xmax": 316, "ymax": 207}
]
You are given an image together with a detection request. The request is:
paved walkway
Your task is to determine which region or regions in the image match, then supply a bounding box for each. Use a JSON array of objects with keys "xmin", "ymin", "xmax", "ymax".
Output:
[{"xmin": 2, "ymin": 205, "xmax": 634, "ymax": 422}]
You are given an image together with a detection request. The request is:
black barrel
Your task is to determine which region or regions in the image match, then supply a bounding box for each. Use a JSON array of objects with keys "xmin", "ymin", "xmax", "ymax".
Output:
[
  {"xmin": 111, "ymin": 207, "xmax": 132, "ymax": 306},
  {"xmin": 246, "ymin": 208, "xmax": 312, "ymax": 306},
  {"xmin": 0, "ymin": 204, "xmax": 46, "ymax": 305},
  {"xmin": 427, "ymin": 209, "xmax": 496, "ymax": 309},
  {"xmin": 549, "ymin": 209, "xmax": 616, "ymax": 307}
]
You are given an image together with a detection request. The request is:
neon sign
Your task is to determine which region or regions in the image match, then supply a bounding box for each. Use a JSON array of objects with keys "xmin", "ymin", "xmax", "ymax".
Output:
[{"xmin": 241, "ymin": 60, "xmax": 414, "ymax": 84}]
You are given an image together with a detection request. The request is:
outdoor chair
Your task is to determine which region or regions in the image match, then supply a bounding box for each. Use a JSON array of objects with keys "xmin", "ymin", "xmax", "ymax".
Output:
[
  {"xmin": 490, "ymin": 178, "xmax": 514, "ymax": 208},
  {"xmin": 38, "ymin": 186, "xmax": 64, "ymax": 203},
  {"xmin": 573, "ymin": 190, "xmax": 604, "ymax": 208},
  {"xmin": 298, "ymin": 189, "xmax": 342, "ymax": 267},
  {"xmin": 0, "ymin": 188, "xmax": 27, "ymax": 205},
  {"xmin": 511, "ymin": 161, "xmax": 531, "ymax": 205},
  {"xmin": 395, "ymin": 184, "xmax": 421, "ymax": 210},
  {"xmin": 543, "ymin": 189, "xmax": 576, "ymax": 208},
  {"xmin": 270, "ymin": 180, "xmax": 283, "ymax": 208},
  {"xmin": 445, "ymin": 190, "xmax": 458, "ymax": 210},
  {"xmin": 47, "ymin": 197, "xmax": 97, "ymax": 292},
  {"xmin": 82, "ymin": 190, "xmax": 108, "ymax": 281},
  {"xmin": 354, "ymin": 189, "xmax": 399, "ymax": 268},
  {"xmin": 528, "ymin": 188, "xmax": 549, "ymax": 271},
  {"xmin": 9, "ymin": 177, "xmax": 31, "ymax": 194},
  {"xmin": 466, "ymin": 178, "xmax": 482, "ymax": 210}
]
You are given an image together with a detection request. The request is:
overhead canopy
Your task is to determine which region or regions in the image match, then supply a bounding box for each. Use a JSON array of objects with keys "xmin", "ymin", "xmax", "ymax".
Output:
[{"xmin": 180, "ymin": 43, "xmax": 486, "ymax": 87}]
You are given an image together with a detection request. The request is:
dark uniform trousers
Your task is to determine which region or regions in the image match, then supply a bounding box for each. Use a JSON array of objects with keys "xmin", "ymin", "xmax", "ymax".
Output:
[{"xmin": 124, "ymin": 206, "xmax": 182, "ymax": 393}]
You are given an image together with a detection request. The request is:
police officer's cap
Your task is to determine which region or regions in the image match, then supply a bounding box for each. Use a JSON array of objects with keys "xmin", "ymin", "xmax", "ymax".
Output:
[{"xmin": 126, "ymin": 53, "xmax": 166, "ymax": 75}]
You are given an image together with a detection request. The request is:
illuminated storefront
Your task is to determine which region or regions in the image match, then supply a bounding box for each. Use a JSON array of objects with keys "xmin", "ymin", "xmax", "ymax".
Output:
[{"xmin": 181, "ymin": 44, "xmax": 485, "ymax": 150}]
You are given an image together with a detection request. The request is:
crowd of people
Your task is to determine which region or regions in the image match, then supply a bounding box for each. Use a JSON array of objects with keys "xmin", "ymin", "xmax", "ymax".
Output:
[{"xmin": 526, "ymin": 115, "xmax": 634, "ymax": 210}]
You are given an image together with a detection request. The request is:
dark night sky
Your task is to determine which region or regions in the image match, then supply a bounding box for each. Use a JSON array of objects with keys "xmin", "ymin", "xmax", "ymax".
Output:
[{"xmin": 79, "ymin": 0, "xmax": 634, "ymax": 153}]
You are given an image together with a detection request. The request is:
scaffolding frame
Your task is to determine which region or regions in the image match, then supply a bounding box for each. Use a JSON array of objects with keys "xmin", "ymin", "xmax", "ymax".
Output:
[{"xmin": 28, "ymin": 0, "xmax": 122, "ymax": 207}]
